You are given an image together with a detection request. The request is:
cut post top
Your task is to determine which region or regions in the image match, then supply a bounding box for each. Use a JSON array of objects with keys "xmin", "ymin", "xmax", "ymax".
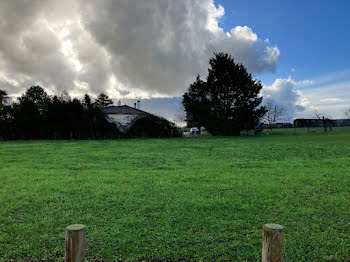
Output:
[
  {"xmin": 264, "ymin": 223, "xmax": 284, "ymax": 231},
  {"xmin": 66, "ymin": 224, "xmax": 85, "ymax": 231}
]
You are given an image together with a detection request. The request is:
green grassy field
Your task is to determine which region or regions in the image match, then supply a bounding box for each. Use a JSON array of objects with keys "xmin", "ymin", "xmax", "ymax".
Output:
[{"xmin": 1, "ymin": 132, "xmax": 350, "ymax": 261}]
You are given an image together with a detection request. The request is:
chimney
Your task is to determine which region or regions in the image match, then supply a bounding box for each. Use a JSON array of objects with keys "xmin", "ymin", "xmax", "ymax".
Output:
[
  {"xmin": 136, "ymin": 100, "xmax": 140, "ymax": 110},
  {"xmin": 117, "ymin": 100, "xmax": 121, "ymax": 106},
  {"xmin": 134, "ymin": 102, "xmax": 136, "ymax": 108}
]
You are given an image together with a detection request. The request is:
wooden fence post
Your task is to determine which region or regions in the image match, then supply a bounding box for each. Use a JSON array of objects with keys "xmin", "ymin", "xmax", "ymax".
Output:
[
  {"xmin": 65, "ymin": 224, "xmax": 86, "ymax": 262},
  {"xmin": 262, "ymin": 223, "xmax": 284, "ymax": 262}
]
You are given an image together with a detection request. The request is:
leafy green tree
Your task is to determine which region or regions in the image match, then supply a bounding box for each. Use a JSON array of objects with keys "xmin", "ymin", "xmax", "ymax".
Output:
[
  {"xmin": 182, "ymin": 76, "xmax": 208, "ymax": 129},
  {"xmin": 12, "ymin": 99, "xmax": 43, "ymax": 139},
  {"xmin": 82, "ymin": 94, "xmax": 93, "ymax": 110},
  {"xmin": 0, "ymin": 90, "xmax": 12, "ymax": 140},
  {"xmin": 19, "ymin": 86, "xmax": 50, "ymax": 112},
  {"xmin": 0, "ymin": 89, "xmax": 8, "ymax": 110},
  {"xmin": 46, "ymin": 96, "xmax": 67, "ymax": 139},
  {"xmin": 183, "ymin": 53, "xmax": 266, "ymax": 135},
  {"xmin": 82, "ymin": 94, "xmax": 97, "ymax": 138},
  {"xmin": 16, "ymin": 86, "xmax": 51, "ymax": 137},
  {"xmin": 57, "ymin": 90, "xmax": 71, "ymax": 103},
  {"xmin": 0, "ymin": 89, "xmax": 9, "ymax": 123},
  {"xmin": 128, "ymin": 114, "xmax": 181, "ymax": 138},
  {"xmin": 94, "ymin": 93, "xmax": 113, "ymax": 108}
]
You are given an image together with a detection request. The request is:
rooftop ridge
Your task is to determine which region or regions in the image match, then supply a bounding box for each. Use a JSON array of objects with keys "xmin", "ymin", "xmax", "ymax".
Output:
[{"xmin": 102, "ymin": 105, "xmax": 151, "ymax": 115}]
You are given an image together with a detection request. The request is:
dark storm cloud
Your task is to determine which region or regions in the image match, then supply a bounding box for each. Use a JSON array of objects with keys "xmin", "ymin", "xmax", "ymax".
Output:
[{"xmin": 0, "ymin": 0, "xmax": 280, "ymax": 98}]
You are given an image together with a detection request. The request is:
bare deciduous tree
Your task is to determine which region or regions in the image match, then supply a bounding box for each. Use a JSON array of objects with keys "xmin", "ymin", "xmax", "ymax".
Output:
[
  {"xmin": 58, "ymin": 90, "xmax": 72, "ymax": 102},
  {"xmin": 345, "ymin": 106, "xmax": 350, "ymax": 120},
  {"xmin": 312, "ymin": 110, "xmax": 322, "ymax": 120},
  {"xmin": 174, "ymin": 104, "xmax": 187, "ymax": 124},
  {"xmin": 262, "ymin": 98, "xmax": 286, "ymax": 132},
  {"xmin": 313, "ymin": 110, "xmax": 332, "ymax": 132}
]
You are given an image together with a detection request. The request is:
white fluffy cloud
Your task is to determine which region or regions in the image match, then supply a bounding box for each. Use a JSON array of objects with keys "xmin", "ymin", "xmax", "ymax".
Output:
[
  {"xmin": 319, "ymin": 98, "xmax": 344, "ymax": 103},
  {"xmin": 262, "ymin": 77, "xmax": 309, "ymax": 120},
  {"xmin": 298, "ymin": 79, "xmax": 350, "ymax": 118},
  {"xmin": 0, "ymin": 0, "xmax": 280, "ymax": 98},
  {"xmin": 262, "ymin": 72, "xmax": 350, "ymax": 120}
]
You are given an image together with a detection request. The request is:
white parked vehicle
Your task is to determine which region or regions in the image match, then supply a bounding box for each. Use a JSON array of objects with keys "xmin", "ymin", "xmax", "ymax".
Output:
[{"xmin": 190, "ymin": 127, "xmax": 199, "ymax": 135}]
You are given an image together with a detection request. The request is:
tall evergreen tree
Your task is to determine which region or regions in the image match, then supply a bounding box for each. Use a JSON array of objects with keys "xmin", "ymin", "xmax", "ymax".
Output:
[
  {"xmin": 183, "ymin": 53, "xmax": 266, "ymax": 135},
  {"xmin": 94, "ymin": 93, "xmax": 113, "ymax": 108},
  {"xmin": 82, "ymin": 94, "xmax": 93, "ymax": 110}
]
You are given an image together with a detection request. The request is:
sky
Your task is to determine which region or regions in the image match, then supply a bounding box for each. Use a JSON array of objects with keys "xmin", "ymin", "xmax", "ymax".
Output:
[{"xmin": 0, "ymin": 0, "xmax": 349, "ymax": 122}]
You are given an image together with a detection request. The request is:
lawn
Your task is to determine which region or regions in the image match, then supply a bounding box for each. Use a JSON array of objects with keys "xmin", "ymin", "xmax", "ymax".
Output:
[
  {"xmin": 0, "ymin": 132, "xmax": 350, "ymax": 261},
  {"xmin": 263, "ymin": 126, "xmax": 350, "ymax": 135}
]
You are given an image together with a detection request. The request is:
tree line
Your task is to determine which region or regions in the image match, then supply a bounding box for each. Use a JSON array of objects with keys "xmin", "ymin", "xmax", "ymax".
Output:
[
  {"xmin": 0, "ymin": 86, "xmax": 179, "ymax": 140},
  {"xmin": 2, "ymin": 53, "xmax": 349, "ymax": 140},
  {"xmin": 0, "ymin": 86, "xmax": 121, "ymax": 140}
]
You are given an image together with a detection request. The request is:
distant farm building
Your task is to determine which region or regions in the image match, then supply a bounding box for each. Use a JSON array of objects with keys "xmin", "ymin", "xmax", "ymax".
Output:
[{"xmin": 294, "ymin": 118, "xmax": 350, "ymax": 128}]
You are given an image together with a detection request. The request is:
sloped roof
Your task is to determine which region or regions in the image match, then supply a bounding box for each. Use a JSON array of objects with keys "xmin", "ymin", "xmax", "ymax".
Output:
[{"xmin": 102, "ymin": 105, "xmax": 149, "ymax": 115}]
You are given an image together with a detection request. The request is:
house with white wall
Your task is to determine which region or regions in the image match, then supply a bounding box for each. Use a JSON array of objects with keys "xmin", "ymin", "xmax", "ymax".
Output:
[{"xmin": 102, "ymin": 101, "xmax": 151, "ymax": 133}]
